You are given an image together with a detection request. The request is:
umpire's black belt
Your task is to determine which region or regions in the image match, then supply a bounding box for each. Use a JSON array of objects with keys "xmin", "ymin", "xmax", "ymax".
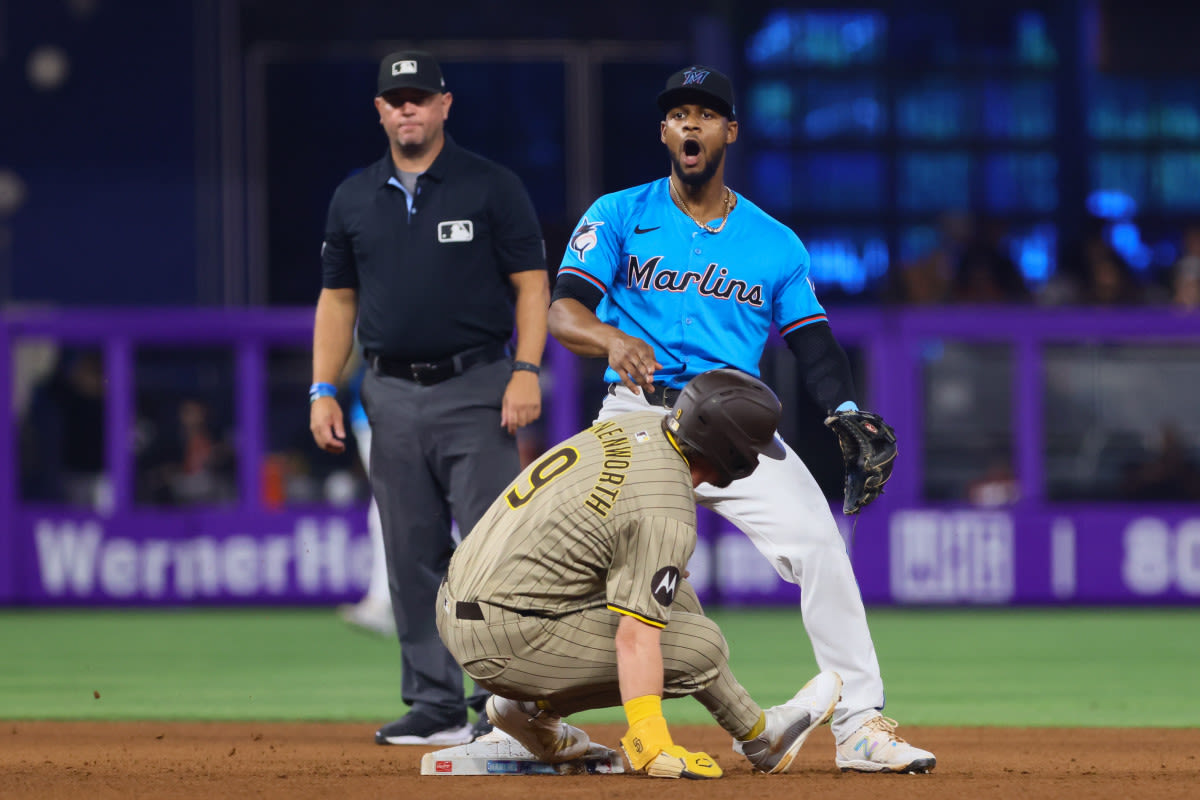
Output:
[
  {"xmin": 368, "ymin": 341, "xmax": 508, "ymax": 386},
  {"xmin": 607, "ymin": 381, "xmax": 682, "ymax": 408}
]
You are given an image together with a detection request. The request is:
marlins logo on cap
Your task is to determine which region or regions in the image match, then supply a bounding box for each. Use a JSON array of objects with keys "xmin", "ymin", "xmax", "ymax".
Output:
[{"xmin": 657, "ymin": 64, "xmax": 736, "ymax": 120}]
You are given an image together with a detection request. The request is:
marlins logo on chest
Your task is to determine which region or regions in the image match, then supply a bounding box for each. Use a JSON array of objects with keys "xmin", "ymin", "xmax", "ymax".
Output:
[{"xmin": 625, "ymin": 254, "xmax": 764, "ymax": 307}]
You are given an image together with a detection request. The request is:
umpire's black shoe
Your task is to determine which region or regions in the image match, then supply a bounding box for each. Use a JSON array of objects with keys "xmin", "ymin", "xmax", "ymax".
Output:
[
  {"xmin": 470, "ymin": 709, "xmax": 494, "ymax": 740},
  {"xmin": 374, "ymin": 711, "xmax": 473, "ymax": 746}
]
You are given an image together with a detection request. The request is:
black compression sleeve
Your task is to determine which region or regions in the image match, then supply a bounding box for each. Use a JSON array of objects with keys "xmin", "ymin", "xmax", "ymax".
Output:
[
  {"xmin": 783, "ymin": 321, "xmax": 858, "ymax": 413},
  {"xmin": 550, "ymin": 272, "xmax": 604, "ymax": 312}
]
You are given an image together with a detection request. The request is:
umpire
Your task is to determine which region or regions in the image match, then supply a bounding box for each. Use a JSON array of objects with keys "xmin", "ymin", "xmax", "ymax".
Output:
[{"xmin": 310, "ymin": 49, "xmax": 550, "ymax": 746}]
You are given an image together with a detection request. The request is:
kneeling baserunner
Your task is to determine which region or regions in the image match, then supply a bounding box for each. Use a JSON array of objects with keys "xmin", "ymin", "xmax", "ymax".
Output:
[{"xmin": 437, "ymin": 368, "xmax": 842, "ymax": 778}]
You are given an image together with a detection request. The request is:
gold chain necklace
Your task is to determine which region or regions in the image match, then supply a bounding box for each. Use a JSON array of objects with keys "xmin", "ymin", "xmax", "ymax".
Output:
[{"xmin": 669, "ymin": 179, "xmax": 734, "ymax": 234}]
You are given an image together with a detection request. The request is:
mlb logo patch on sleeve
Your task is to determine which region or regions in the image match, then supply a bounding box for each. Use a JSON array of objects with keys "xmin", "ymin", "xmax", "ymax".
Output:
[{"xmin": 438, "ymin": 220, "xmax": 474, "ymax": 242}]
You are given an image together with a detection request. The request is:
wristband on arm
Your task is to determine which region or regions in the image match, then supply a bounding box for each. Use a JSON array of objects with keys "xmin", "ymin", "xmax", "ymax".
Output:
[{"xmin": 309, "ymin": 382, "xmax": 337, "ymax": 404}]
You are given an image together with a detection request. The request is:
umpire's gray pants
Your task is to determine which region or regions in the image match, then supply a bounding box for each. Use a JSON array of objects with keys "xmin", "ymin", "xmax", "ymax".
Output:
[{"xmin": 362, "ymin": 358, "xmax": 520, "ymax": 723}]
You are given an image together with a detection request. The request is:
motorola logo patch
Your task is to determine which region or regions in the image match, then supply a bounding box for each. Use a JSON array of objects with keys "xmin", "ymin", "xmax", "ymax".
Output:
[{"xmin": 651, "ymin": 566, "xmax": 680, "ymax": 606}]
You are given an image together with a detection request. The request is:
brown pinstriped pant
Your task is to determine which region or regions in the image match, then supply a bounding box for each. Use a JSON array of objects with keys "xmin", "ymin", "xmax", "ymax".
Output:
[{"xmin": 436, "ymin": 581, "xmax": 762, "ymax": 738}]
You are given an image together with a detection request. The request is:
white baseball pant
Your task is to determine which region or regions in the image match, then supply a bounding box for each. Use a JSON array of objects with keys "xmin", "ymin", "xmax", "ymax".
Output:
[{"xmin": 599, "ymin": 385, "xmax": 885, "ymax": 741}]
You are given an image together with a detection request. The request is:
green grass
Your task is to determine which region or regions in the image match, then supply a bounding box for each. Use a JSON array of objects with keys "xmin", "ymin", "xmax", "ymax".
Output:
[
  {"xmin": 704, "ymin": 607, "xmax": 1200, "ymax": 728},
  {"xmin": 1, "ymin": 607, "xmax": 1197, "ymax": 726}
]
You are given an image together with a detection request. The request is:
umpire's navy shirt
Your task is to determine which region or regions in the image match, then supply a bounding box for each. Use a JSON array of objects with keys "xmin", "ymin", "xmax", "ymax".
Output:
[{"xmin": 321, "ymin": 135, "xmax": 546, "ymax": 363}]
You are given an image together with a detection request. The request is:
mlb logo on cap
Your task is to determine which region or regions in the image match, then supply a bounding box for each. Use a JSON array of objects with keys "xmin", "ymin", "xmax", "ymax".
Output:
[{"xmin": 376, "ymin": 49, "xmax": 446, "ymax": 96}]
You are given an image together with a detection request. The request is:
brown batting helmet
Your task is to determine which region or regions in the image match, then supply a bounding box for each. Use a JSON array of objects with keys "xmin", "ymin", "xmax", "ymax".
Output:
[{"xmin": 664, "ymin": 368, "xmax": 785, "ymax": 487}]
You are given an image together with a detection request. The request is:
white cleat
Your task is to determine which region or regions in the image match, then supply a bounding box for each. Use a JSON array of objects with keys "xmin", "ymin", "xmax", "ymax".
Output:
[
  {"xmin": 835, "ymin": 716, "xmax": 936, "ymax": 773},
  {"xmin": 485, "ymin": 695, "xmax": 591, "ymax": 764},
  {"xmin": 734, "ymin": 670, "xmax": 842, "ymax": 774},
  {"xmin": 337, "ymin": 599, "xmax": 395, "ymax": 637}
]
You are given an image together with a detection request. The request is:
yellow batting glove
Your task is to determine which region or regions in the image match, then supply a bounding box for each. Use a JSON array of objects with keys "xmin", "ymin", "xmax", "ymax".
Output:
[
  {"xmin": 620, "ymin": 714, "xmax": 672, "ymax": 772},
  {"xmin": 642, "ymin": 744, "xmax": 723, "ymax": 779},
  {"xmin": 620, "ymin": 697, "xmax": 722, "ymax": 779}
]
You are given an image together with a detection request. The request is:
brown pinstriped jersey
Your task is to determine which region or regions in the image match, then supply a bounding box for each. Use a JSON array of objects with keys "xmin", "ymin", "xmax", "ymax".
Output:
[{"xmin": 446, "ymin": 411, "xmax": 696, "ymax": 627}]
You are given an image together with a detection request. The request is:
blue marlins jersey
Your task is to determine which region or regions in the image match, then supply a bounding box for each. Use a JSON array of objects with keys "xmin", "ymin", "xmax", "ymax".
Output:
[{"xmin": 559, "ymin": 178, "xmax": 826, "ymax": 389}]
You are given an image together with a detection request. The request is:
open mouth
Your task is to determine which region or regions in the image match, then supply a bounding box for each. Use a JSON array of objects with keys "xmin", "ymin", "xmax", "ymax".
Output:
[{"xmin": 682, "ymin": 139, "xmax": 701, "ymax": 167}]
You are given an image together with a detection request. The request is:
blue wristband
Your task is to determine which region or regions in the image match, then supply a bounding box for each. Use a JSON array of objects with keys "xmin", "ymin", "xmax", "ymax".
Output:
[{"xmin": 309, "ymin": 382, "xmax": 337, "ymax": 404}]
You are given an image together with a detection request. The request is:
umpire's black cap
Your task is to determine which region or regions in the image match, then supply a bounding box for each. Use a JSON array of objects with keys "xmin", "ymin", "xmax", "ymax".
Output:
[
  {"xmin": 377, "ymin": 50, "xmax": 446, "ymax": 96},
  {"xmin": 657, "ymin": 65, "xmax": 736, "ymax": 120}
]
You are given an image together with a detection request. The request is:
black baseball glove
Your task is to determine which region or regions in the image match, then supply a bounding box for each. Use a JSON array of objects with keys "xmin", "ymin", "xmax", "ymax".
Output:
[{"xmin": 824, "ymin": 410, "xmax": 897, "ymax": 515}]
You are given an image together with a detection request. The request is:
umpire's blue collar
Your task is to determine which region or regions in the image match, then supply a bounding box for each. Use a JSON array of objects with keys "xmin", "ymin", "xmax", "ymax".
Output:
[{"xmin": 373, "ymin": 133, "xmax": 462, "ymax": 187}]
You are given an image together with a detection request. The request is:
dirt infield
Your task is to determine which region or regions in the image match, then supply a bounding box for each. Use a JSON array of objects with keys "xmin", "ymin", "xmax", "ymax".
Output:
[{"xmin": 3, "ymin": 721, "xmax": 1197, "ymax": 799}]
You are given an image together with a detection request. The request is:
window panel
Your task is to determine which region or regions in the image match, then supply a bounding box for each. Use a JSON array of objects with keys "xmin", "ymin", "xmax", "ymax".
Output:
[
  {"xmin": 892, "ymin": 9, "xmax": 1057, "ymax": 68},
  {"xmin": 746, "ymin": 10, "xmax": 887, "ymax": 67},
  {"xmin": 985, "ymin": 152, "xmax": 1058, "ymax": 212},
  {"xmin": 17, "ymin": 342, "xmax": 109, "ymax": 508},
  {"xmin": 897, "ymin": 79, "xmax": 976, "ymax": 140},
  {"xmin": 265, "ymin": 347, "xmax": 369, "ymax": 508},
  {"xmin": 1015, "ymin": 10, "xmax": 1058, "ymax": 66},
  {"xmin": 799, "ymin": 78, "xmax": 886, "ymax": 140},
  {"xmin": 797, "ymin": 227, "xmax": 890, "ymax": 294},
  {"xmin": 794, "ymin": 153, "xmax": 885, "ymax": 211},
  {"xmin": 1091, "ymin": 78, "xmax": 1200, "ymax": 144},
  {"xmin": 1092, "ymin": 152, "xmax": 1150, "ymax": 208},
  {"xmin": 746, "ymin": 78, "xmax": 909, "ymax": 149},
  {"xmin": 899, "ymin": 152, "xmax": 971, "ymax": 211},
  {"xmin": 982, "ymin": 79, "xmax": 1055, "ymax": 139},
  {"xmin": 1159, "ymin": 81, "xmax": 1200, "ymax": 141},
  {"xmin": 745, "ymin": 81, "xmax": 795, "ymax": 141},
  {"xmin": 922, "ymin": 343, "xmax": 1015, "ymax": 502},
  {"xmin": 899, "ymin": 225, "xmax": 940, "ymax": 264},
  {"xmin": 134, "ymin": 347, "xmax": 237, "ymax": 508},
  {"xmin": 1090, "ymin": 78, "xmax": 1153, "ymax": 140},
  {"xmin": 750, "ymin": 151, "xmax": 795, "ymax": 213},
  {"xmin": 1153, "ymin": 151, "xmax": 1200, "ymax": 211},
  {"xmin": 1044, "ymin": 345, "xmax": 1200, "ymax": 501}
]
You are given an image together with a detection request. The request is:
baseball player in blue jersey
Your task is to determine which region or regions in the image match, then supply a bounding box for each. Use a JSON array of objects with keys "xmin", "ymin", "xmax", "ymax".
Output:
[{"xmin": 547, "ymin": 65, "xmax": 935, "ymax": 773}]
